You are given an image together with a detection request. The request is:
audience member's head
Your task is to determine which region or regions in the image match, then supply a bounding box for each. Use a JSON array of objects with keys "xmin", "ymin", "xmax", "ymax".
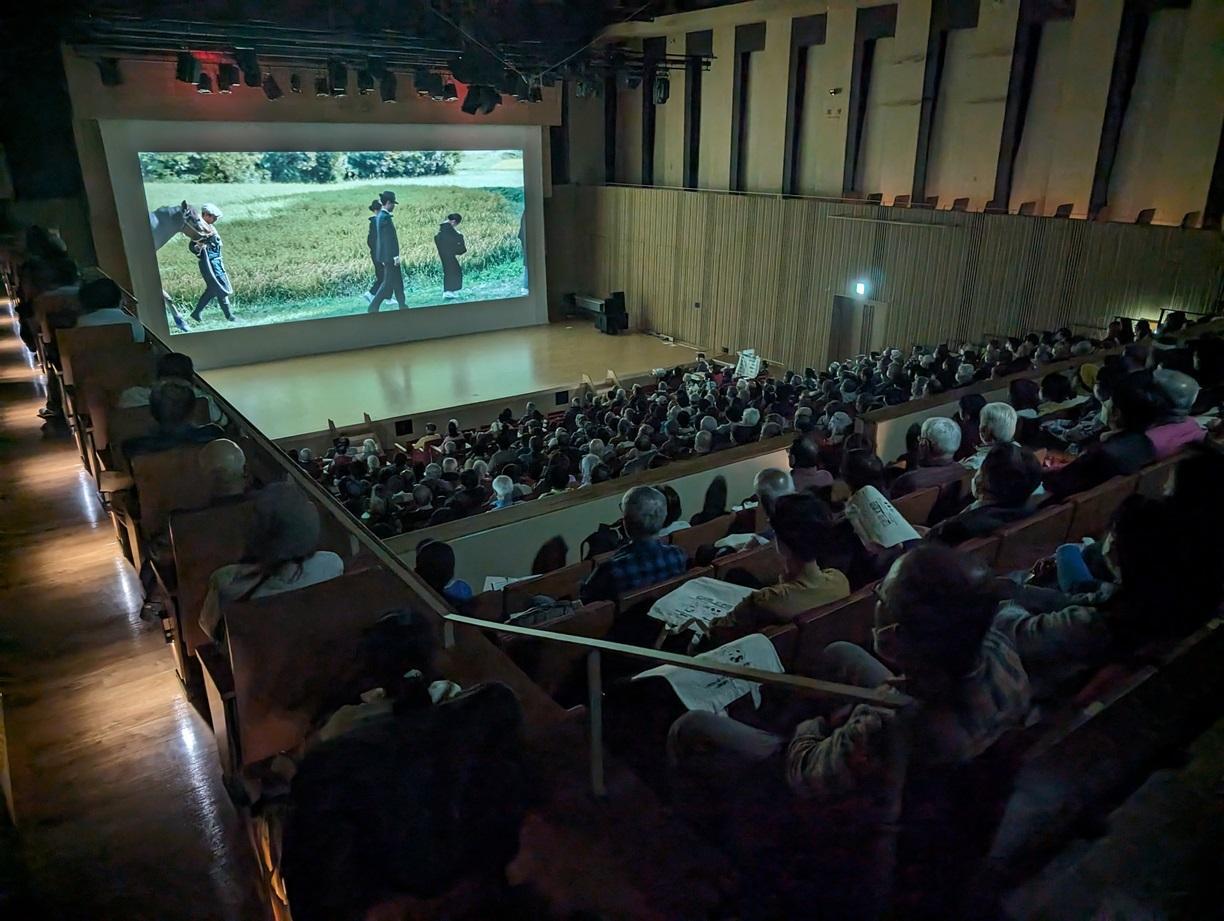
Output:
[
  {"xmin": 1039, "ymin": 372, "xmax": 1074, "ymax": 404},
  {"xmin": 620, "ymin": 486, "xmax": 668, "ymax": 540},
  {"xmin": 873, "ymin": 545, "xmax": 999, "ymax": 689},
  {"xmin": 754, "ymin": 467, "xmax": 795, "ymax": 516},
  {"xmin": 199, "ymin": 438, "xmax": 246, "ymax": 498},
  {"xmin": 247, "ymin": 484, "xmax": 322, "ymax": 569},
  {"xmin": 659, "ymin": 485, "xmax": 683, "ymax": 527},
  {"xmin": 155, "ymin": 352, "xmax": 195, "ymax": 381},
  {"xmin": 1008, "ymin": 378, "xmax": 1041, "ymax": 412},
  {"xmin": 974, "ymin": 443, "xmax": 1042, "ymax": 508},
  {"xmin": 919, "ymin": 416, "xmax": 961, "ymax": 461},
  {"xmin": 978, "ymin": 402, "xmax": 1018, "ymax": 447},
  {"xmin": 77, "ymin": 277, "xmax": 123, "ymax": 314},
  {"xmin": 1110, "ymin": 371, "xmax": 1169, "ymax": 432},
  {"xmin": 1152, "ymin": 368, "xmax": 1199, "ymax": 417},
  {"xmin": 841, "ymin": 448, "xmax": 885, "ymax": 493},
  {"xmin": 149, "ymin": 379, "xmax": 197, "ymax": 430},
  {"xmin": 415, "ymin": 539, "xmax": 457, "ymax": 595},
  {"xmin": 698, "ymin": 475, "xmax": 728, "ymax": 518},
  {"xmin": 769, "ymin": 492, "xmax": 831, "ymax": 571}
]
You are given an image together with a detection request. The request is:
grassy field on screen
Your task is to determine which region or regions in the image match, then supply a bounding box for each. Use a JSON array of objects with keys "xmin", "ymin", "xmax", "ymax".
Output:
[{"xmin": 141, "ymin": 150, "xmax": 526, "ymax": 334}]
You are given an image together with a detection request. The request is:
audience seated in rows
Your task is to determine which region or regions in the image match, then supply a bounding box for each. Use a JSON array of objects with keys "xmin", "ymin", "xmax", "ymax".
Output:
[
  {"xmin": 122, "ymin": 380, "xmax": 226, "ymax": 459},
  {"xmin": 928, "ymin": 444, "xmax": 1042, "ymax": 546},
  {"xmin": 74, "ymin": 277, "xmax": 145, "ymax": 343}
]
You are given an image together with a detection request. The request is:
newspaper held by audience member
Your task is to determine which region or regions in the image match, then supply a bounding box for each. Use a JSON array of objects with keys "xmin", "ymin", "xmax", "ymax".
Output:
[{"xmin": 844, "ymin": 485, "xmax": 919, "ymax": 548}]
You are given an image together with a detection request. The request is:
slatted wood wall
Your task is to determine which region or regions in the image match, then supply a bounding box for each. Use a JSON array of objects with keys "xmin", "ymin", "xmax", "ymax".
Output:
[{"xmin": 545, "ymin": 185, "xmax": 1224, "ymax": 369}]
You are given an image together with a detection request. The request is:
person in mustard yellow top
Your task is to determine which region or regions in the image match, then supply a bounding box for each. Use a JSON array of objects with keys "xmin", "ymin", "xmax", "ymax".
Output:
[{"xmin": 714, "ymin": 492, "xmax": 850, "ymax": 636}]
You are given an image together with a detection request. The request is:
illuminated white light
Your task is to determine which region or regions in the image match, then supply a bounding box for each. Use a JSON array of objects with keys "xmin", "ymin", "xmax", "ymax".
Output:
[{"xmin": 855, "ymin": 281, "xmax": 867, "ymax": 297}]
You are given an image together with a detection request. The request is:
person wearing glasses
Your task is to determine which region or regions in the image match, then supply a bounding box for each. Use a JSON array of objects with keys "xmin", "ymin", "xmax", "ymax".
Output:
[{"xmin": 667, "ymin": 545, "xmax": 1032, "ymax": 916}]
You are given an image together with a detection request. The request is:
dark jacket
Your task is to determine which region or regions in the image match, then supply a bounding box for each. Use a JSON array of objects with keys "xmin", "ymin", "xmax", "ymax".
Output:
[
  {"xmin": 926, "ymin": 503, "xmax": 1035, "ymax": 547},
  {"xmin": 373, "ymin": 210, "xmax": 400, "ymax": 264},
  {"xmin": 1042, "ymin": 432, "xmax": 1155, "ymax": 501}
]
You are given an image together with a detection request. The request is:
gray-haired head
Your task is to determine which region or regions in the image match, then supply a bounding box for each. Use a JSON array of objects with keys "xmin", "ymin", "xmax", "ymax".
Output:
[
  {"xmin": 979, "ymin": 402, "xmax": 1017, "ymax": 446},
  {"xmin": 921, "ymin": 416, "xmax": 962, "ymax": 458},
  {"xmin": 694, "ymin": 430, "xmax": 714, "ymax": 454},
  {"xmin": 620, "ymin": 486, "xmax": 667, "ymax": 540}
]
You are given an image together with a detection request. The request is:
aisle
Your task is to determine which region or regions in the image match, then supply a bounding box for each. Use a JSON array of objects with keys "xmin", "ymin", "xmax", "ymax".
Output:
[{"xmin": 0, "ymin": 306, "xmax": 266, "ymax": 919}]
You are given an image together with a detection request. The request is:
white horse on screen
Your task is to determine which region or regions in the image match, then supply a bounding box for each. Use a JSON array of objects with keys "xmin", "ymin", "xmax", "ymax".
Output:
[{"xmin": 149, "ymin": 201, "xmax": 209, "ymax": 332}]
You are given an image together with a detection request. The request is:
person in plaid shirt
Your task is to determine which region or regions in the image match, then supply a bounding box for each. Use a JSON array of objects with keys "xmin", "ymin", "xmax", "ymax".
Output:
[{"xmin": 580, "ymin": 486, "xmax": 689, "ymax": 603}]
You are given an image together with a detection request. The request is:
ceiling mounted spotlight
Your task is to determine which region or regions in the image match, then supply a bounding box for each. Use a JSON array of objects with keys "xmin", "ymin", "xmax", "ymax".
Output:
[
  {"xmin": 414, "ymin": 67, "xmax": 433, "ymax": 96},
  {"xmin": 529, "ymin": 85, "xmax": 543, "ymax": 104},
  {"xmin": 196, "ymin": 72, "xmax": 213, "ymax": 94},
  {"xmin": 235, "ymin": 49, "xmax": 261, "ymax": 87},
  {"xmin": 442, "ymin": 82, "xmax": 459, "ymax": 103},
  {"xmin": 175, "ymin": 52, "xmax": 200, "ymax": 84},
  {"xmin": 462, "ymin": 85, "xmax": 502, "ymax": 116},
  {"xmin": 380, "ymin": 72, "xmax": 397, "ymax": 103},
  {"xmin": 290, "ymin": 73, "xmax": 302, "ymax": 94},
  {"xmin": 327, "ymin": 60, "xmax": 347, "ymax": 96},
  {"xmin": 315, "ymin": 75, "xmax": 329, "ymax": 97},
  {"xmin": 217, "ymin": 63, "xmax": 240, "ymax": 94},
  {"xmin": 357, "ymin": 69, "xmax": 375, "ymax": 95},
  {"xmin": 616, "ymin": 70, "xmax": 642, "ymax": 91},
  {"xmin": 262, "ymin": 73, "xmax": 283, "ymax": 100},
  {"xmin": 96, "ymin": 57, "xmax": 122, "ymax": 86},
  {"xmin": 653, "ymin": 75, "xmax": 670, "ymax": 105}
]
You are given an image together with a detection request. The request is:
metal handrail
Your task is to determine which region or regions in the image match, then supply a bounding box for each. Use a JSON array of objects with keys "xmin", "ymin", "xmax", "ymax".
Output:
[{"xmin": 95, "ymin": 273, "xmax": 910, "ymax": 796}]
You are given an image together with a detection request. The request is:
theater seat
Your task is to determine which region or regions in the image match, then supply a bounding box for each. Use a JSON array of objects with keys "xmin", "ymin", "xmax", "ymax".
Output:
[
  {"xmin": 1066, "ymin": 475, "xmax": 1138, "ymax": 542},
  {"xmin": 994, "ymin": 503, "xmax": 1074, "ymax": 573},
  {"xmin": 891, "ymin": 486, "xmax": 939, "ymax": 527}
]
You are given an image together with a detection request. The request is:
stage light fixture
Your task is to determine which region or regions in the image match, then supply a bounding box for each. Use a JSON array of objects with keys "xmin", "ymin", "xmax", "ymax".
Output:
[
  {"xmin": 235, "ymin": 49, "xmax": 261, "ymax": 87},
  {"xmin": 357, "ymin": 69, "xmax": 375, "ymax": 95},
  {"xmin": 616, "ymin": 70, "xmax": 642, "ymax": 91},
  {"xmin": 96, "ymin": 58, "xmax": 122, "ymax": 86},
  {"xmin": 529, "ymin": 85, "xmax": 543, "ymax": 104},
  {"xmin": 290, "ymin": 73, "xmax": 302, "ymax": 93},
  {"xmin": 442, "ymin": 81, "xmax": 459, "ymax": 102},
  {"xmin": 217, "ymin": 63, "xmax": 240, "ymax": 94},
  {"xmin": 653, "ymin": 75, "xmax": 670, "ymax": 105},
  {"xmin": 315, "ymin": 75, "xmax": 329, "ymax": 97},
  {"xmin": 196, "ymin": 72, "xmax": 213, "ymax": 94},
  {"xmin": 176, "ymin": 52, "xmax": 200, "ymax": 84},
  {"xmin": 328, "ymin": 61, "xmax": 348, "ymax": 96},
  {"xmin": 478, "ymin": 86, "xmax": 502, "ymax": 115},
  {"xmin": 380, "ymin": 72, "xmax": 397, "ymax": 103},
  {"xmin": 262, "ymin": 73, "xmax": 283, "ymax": 100},
  {"xmin": 414, "ymin": 67, "xmax": 433, "ymax": 96}
]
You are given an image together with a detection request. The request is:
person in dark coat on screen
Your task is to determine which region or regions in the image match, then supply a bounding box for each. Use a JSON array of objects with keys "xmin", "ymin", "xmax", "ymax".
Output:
[
  {"xmin": 362, "ymin": 198, "xmax": 383, "ymax": 303},
  {"xmin": 368, "ymin": 191, "xmax": 407, "ymax": 313},
  {"xmin": 435, "ymin": 212, "xmax": 467, "ymax": 299}
]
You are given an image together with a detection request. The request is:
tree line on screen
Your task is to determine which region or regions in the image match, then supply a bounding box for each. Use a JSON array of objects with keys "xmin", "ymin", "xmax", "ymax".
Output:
[{"xmin": 140, "ymin": 150, "xmax": 463, "ymax": 184}]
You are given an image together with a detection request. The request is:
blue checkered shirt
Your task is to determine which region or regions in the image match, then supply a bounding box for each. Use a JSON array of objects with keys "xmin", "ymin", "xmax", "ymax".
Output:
[{"xmin": 580, "ymin": 539, "xmax": 689, "ymax": 603}]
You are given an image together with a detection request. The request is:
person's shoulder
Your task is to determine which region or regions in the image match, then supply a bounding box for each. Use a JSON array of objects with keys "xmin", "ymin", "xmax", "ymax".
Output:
[{"xmin": 308, "ymin": 551, "xmax": 345, "ymax": 576}]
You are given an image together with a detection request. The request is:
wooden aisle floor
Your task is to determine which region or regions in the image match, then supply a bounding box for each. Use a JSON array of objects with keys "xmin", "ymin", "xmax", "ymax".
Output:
[
  {"xmin": 202, "ymin": 324, "xmax": 701, "ymax": 440},
  {"xmin": 0, "ymin": 307, "xmax": 266, "ymax": 919}
]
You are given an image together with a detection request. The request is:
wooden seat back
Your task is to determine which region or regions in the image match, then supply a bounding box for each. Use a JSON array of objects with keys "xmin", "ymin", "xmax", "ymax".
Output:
[
  {"xmin": 57, "ymin": 324, "xmax": 136, "ymax": 385},
  {"xmin": 1066, "ymin": 475, "xmax": 1138, "ymax": 542},
  {"xmin": 103, "ymin": 399, "xmax": 211, "ymax": 472},
  {"xmin": 70, "ymin": 345, "xmax": 154, "ymax": 419},
  {"xmin": 170, "ymin": 500, "xmax": 258, "ymax": 655},
  {"xmin": 958, "ymin": 534, "xmax": 1001, "ymax": 572},
  {"xmin": 615, "ymin": 567, "xmax": 713, "ymax": 616},
  {"xmin": 668, "ymin": 513, "xmax": 737, "ymax": 557},
  {"xmin": 131, "ymin": 445, "xmax": 217, "ymax": 542},
  {"xmin": 994, "ymin": 503, "xmax": 1074, "ymax": 573},
  {"xmin": 711, "ymin": 542, "xmax": 784, "ymax": 586},
  {"xmin": 1136, "ymin": 454, "xmax": 1181, "ymax": 499},
  {"xmin": 930, "ymin": 470, "xmax": 974, "ymax": 524},
  {"xmin": 225, "ymin": 568, "xmax": 564, "ymax": 764},
  {"xmin": 500, "ymin": 601, "xmax": 615, "ymax": 698},
  {"xmin": 891, "ymin": 486, "xmax": 940, "ymax": 526},
  {"xmin": 504, "ymin": 560, "xmax": 595, "ymax": 615},
  {"xmin": 763, "ymin": 623, "xmax": 799, "ymax": 671},
  {"xmin": 791, "ymin": 584, "xmax": 877, "ymax": 674},
  {"xmin": 225, "ymin": 570, "xmax": 423, "ymax": 764}
]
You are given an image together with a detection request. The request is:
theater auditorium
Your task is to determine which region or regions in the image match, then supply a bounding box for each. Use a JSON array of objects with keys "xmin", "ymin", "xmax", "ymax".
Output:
[{"xmin": 1, "ymin": 1, "xmax": 1222, "ymax": 919}]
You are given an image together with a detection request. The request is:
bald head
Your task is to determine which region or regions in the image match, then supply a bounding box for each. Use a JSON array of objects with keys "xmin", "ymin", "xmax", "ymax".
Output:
[
  {"xmin": 754, "ymin": 467, "xmax": 795, "ymax": 516},
  {"xmin": 199, "ymin": 439, "xmax": 246, "ymax": 498}
]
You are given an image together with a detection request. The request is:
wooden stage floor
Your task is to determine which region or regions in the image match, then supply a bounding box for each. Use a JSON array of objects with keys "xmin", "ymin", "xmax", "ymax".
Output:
[{"xmin": 203, "ymin": 324, "xmax": 700, "ymax": 440}]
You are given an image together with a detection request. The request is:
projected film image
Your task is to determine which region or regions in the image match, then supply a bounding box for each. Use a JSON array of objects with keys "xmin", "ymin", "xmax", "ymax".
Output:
[{"xmin": 138, "ymin": 149, "xmax": 527, "ymax": 335}]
